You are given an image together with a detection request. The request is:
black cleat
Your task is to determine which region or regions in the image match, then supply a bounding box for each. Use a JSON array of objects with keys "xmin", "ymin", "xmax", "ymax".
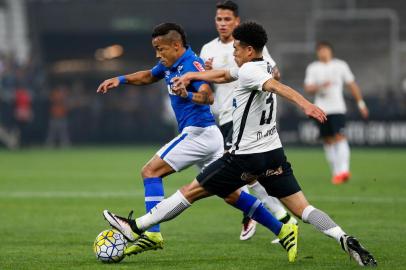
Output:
[{"xmin": 341, "ymin": 235, "xmax": 377, "ymax": 267}]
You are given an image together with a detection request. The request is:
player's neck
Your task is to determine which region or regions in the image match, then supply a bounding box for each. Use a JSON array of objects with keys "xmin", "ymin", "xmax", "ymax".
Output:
[{"xmin": 219, "ymin": 35, "xmax": 234, "ymax": 44}]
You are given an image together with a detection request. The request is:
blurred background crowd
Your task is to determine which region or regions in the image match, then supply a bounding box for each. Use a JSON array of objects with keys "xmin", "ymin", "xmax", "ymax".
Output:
[{"xmin": 1, "ymin": 0, "xmax": 406, "ymax": 149}]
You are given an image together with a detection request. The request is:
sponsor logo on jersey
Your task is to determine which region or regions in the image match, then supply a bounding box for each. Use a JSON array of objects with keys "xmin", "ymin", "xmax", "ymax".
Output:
[{"xmin": 193, "ymin": 61, "xmax": 205, "ymax": 72}]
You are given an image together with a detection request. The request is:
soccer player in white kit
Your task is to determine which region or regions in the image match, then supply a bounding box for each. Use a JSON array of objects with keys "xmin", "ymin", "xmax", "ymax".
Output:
[
  {"xmin": 200, "ymin": 0, "xmax": 296, "ymax": 240},
  {"xmin": 304, "ymin": 41, "xmax": 369, "ymax": 184}
]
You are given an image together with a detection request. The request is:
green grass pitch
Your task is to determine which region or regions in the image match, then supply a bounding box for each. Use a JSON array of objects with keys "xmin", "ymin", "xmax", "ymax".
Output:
[{"xmin": 0, "ymin": 146, "xmax": 405, "ymax": 269}]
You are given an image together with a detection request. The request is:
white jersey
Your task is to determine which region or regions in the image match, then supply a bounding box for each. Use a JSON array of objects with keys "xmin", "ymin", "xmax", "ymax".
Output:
[
  {"xmin": 304, "ymin": 58, "xmax": 355, "ymax": 115},
  {"xmin": 228, "ymin": 60, "xmax": 282, "ymax": 155},
  {"xmin": 200, "ymin": 38, "xmax": 276, "ymax": 126}
]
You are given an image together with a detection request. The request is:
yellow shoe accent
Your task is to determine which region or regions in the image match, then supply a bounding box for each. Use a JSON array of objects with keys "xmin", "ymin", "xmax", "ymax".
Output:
[
  {"xmin": 278, "ymin": 223, "xmax": 298, "ymax": 263},
  {"xmin": 124, "ymin": 232, "xmax": 164, "ymax": 256}
]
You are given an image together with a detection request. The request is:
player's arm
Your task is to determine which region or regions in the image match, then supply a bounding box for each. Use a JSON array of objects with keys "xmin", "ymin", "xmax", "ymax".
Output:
[
  {"xmin": 346, "ymin": 81, "xmax": 369, "ymax": 119},
  {"xmin": 171, "ymin": 78, "xmax": 214, "ymax": 105},
  {"xmin": 96, "ymin": 70, "xmax": 159, "ymax": 94},
  {"xmin": 180, "ymin": 69, "xmax": 236, "ymax": 86},
  {"xmin": 263, "ymin": 78, "xmax": 327, "ymax": 123},
  {"xmin": 272, "ymin": 66, "xmax": 281, "ymax": 81}
]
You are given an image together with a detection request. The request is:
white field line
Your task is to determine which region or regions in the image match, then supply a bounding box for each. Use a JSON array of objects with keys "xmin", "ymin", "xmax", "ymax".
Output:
[{"xmin": 0, "ymin": 191, "xmax": 404, "ymax": 204}]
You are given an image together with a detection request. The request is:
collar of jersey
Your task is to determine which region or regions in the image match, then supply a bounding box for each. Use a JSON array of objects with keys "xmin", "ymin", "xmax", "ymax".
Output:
[{"xmin": 169, "ymin": 46, "xmax": 193, "ymax": 70}]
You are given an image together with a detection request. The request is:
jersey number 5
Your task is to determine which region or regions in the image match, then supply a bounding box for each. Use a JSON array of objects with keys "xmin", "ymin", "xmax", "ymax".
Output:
[{"xmin": 260, "ymin": 93, "xmax": 274, "ymax": 125}]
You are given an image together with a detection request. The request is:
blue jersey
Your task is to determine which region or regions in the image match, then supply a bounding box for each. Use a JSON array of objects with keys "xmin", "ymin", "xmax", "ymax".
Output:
[{"xmin": 151, "ymin": 47, "xmax": 216, "ymax": 132}]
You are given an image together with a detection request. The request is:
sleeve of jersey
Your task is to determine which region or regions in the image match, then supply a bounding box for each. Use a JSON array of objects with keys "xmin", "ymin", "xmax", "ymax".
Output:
[
  {"xmin": 188, "ymin": 59, "xmax": 209, "ymax": 91},
  {"xmin": 229, "ymin": 67, "xmax": 239, "ymax": 80},
  {"xmin": 262, "ymin": 46, "xmax": 276, "ymax": 67},
  {"xmin": 239, "ymin": 64, "xmax": 272, "ymax": 91},
  {"xmin": 304, "ymin": 65, "xmax": 315, "ymax": 85},
  {"xmin": 199, "ymin": 45, "xmax": 208, "ymax": 61},
  {"xmin": 342, "ymin": 62, "xmax": 355, "ymax": 83},
  {"xmin": 151, "ymin": 62, "xmax": 165, "ymax": 79}
]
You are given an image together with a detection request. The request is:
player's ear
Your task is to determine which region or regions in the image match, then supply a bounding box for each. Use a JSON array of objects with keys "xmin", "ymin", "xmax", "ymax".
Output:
[{"xmin": 235, "ymin": 16, "xmax": 240, "ymax": 26}]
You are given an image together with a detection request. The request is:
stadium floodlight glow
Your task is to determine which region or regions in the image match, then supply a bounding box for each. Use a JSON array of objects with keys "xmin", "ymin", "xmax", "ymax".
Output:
[{"xmin": 94, "ymin": 45, "xmax": 124, "ymax": 61}]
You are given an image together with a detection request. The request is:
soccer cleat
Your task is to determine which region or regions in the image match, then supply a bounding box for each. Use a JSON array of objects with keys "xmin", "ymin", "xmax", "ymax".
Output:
[
  {"xmin": 272, "ymin": 213, "xmax": 298, "ymax": 244},
  {"xmin": 340, "ymin": 235, "xmax": 377, "ymax": 267},
  {"xmin": 103, "ymin": 210, "xmax": 141, "ymax": 242},
  {"xmin": 240, "ymin": 216, "xmax": 257, "ymax": 241},
  {"xmin": 124, "ymin": 232, "xmax": 164, "ymax": 256},
  {"xmin": 278, "ymin": 223, "xmax": 298, "ymax": 263},
  {"xmin": 332, "ymin": 172, "xmax": 351, "ymax": 185}
]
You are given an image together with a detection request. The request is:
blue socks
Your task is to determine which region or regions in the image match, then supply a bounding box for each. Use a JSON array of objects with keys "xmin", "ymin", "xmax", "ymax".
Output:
[
  {"xmin": 143, "ymin": 177, "xmax": 164, "ymax": 232},
  {"xmin": 234, "ymin": 191, "xmax": 282, "ymax": 235}
]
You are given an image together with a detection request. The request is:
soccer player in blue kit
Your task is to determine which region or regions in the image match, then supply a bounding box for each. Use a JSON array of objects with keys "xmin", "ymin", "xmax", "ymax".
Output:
[{"xmin": 98, "ymin": 22, "xmax": 244, "ymax": 254}]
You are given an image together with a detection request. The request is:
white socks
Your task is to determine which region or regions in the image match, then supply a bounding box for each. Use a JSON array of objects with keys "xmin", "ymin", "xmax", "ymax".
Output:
[
  {"xmin": 248, "ymin": 182, "xmax": 288, "ymax": 220},
  {"xmin": 136, "ymin": 190, "xmax": 191, "ymax": 231},
  {"xmin": 302, "ymin": 205, "xmax": 346, "ymax": 242},
  {"xmin": 335, "ymin": 139, "xmax": 350, "ymax": 173},
  {"xmin": 323, "ymin": 139, "xmax": 350, "ymax": 176},
  {"xmin": 323, "ymin": 143, "xmax": 339, "ymax": 175}
]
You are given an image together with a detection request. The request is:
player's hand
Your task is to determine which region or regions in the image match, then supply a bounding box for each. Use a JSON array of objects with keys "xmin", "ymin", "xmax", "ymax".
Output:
[
  {"xmin": 204, "ymin": 58, "xmax": 213, "ymax": 70},
  {"xmin": 321, "ymin": 81, "xmax": 331, "ymax": 89},
  {"xmin": 359, "ymin": 107, "xmax": 369, "ymax": 119},
  {"xmin": 178, "ymin": 73, "xmax": 192, "ymax": 87},
  {"xmin": 303, "ymin": 102, "xmax": 327, "ymax": 123},
  {"xmin": 97, "ymin": 78, "xmax": 120, "ymax": 94},
  {"xmin": 171, "ymin": 77, "xmax": 188, "ymax": 98}
]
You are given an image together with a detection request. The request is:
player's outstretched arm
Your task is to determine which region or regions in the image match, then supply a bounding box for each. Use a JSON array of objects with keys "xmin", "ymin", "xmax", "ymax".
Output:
[
  {"xmin": 264, "ymin": 78, "xmax": 327, "ymax": 123},
  {"xmin": 347, "ymin": 81, "xmax": 369, "ymax": 119},
  {"xmin": 172, "ymin": 77, "xmax": 214, "ymax": 105},
  {"xmin": 96, "ymin": 70, "xmax": 159, "ymax": 94},
  {"xmin": 180, "ymin": 69, "xmax": 236, "ymax": 86}
]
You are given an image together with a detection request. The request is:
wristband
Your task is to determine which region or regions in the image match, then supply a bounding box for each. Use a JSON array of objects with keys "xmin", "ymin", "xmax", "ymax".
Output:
[
  {"xmin": 185, "ymin": 92, "xmax": 194, "ymax": 101},
  {"xmin": 118, "ymin": 75, "xmax": 127, "ymax": 85},
  {"xmin": 357, "ymin": 100, "xmax": 366, "ymax": 110}
]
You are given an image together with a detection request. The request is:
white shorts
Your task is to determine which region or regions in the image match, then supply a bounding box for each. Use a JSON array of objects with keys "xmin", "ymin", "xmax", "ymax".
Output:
[{"xmin": 156, "ymin": 125, "xmax": 224, "ymax": 172}]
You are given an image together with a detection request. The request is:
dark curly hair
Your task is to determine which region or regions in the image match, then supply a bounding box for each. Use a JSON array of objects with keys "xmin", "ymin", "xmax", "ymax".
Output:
[
  {"xmin": 216, "ymin": 1, "xmax": 239, "ymax": 17},
  {"xmin": 152, "ymin": 22, "xmax": 187, "ymax": 47},
  {"xmin": 232, "ymin": 21, "xmax": 267, "ymax": 52}
]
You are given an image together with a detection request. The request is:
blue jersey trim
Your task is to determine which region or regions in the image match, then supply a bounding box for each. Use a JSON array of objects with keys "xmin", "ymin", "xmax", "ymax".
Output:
[{"xmin": 160, "ymin": 133, "xmax": 188, "ymax": 159}]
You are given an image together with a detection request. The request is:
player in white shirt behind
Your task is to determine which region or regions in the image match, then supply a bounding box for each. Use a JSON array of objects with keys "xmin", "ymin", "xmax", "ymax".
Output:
[
  {"xmin": 200, "ymin": 0, "xmax": 296, "ymax": 241},
  {"xmin": 304, "ymin": 41, "xmax": 369, "ymax": 184}
]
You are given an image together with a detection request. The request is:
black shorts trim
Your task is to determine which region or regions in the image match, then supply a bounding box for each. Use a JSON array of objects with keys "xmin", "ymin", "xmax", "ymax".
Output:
[
  {"xmin": 318, "ymin": 114, "xmax": 346, "ymax": 138},
  {"xmin": 196, "ymin": 148, "xmax": 301, "ymax": 198}
]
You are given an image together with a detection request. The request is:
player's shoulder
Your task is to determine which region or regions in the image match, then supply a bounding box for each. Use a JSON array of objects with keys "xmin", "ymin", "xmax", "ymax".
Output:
[
  {"xmin": 201, "ymin": 38, "xmax": 220, "ymax": 50},
  {"xmin": 238, "ymin": 61, "xmax": 266, "ymax": 78},
  {"xmin": 332, "ymin": 58, "xmax": 349, "ymax": 67},
  {"xmin": 183, "ymin": 51, "xmax": 205, "ymax": 72},
  {"xmin": 307, "ymin": 61, "xmax": 321, "ymax": 69}
]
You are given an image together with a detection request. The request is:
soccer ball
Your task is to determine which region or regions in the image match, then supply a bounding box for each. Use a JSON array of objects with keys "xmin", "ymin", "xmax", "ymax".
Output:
[{"xmin": 93, "ymin": 229, "xmax": 127, "ymax": 263}]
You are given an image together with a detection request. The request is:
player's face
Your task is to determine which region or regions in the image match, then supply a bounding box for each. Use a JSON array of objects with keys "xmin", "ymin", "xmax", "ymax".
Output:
[
  {"xmin": 317, "ymin": 46, "xmax": 333, "ymax": 62},
  {"xmin": 152, "ymin": 37, "xmax": 180, "ymax": 67},
  {"xmin": 233, "ymin": 40, "xmax": 252, "ymax": 67},
  {"xmin": 215, "ymin": 9, "xmax": 240, "ymax": 41}
]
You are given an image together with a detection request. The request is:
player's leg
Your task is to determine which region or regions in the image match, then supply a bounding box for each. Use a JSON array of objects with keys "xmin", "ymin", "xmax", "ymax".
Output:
[
  {"xmin": 140, "ymin": 155, "xmax": 174, "ymax": 234},
  {"xmin": 248, "ymin": 181, "xmax": 297, "ymax": 223},
  {"xmin": 219, "ymin": 121, "xmax": 258, "ymax": 240},
  {"xmin": 279, "ymin": 191, "xmax": 376, "ymax": 266},
  {"xmin": 198, "ymin": 151, "xmax": 298, "ymax": 262},
  {"xmin": 258, "ymin": 149, "xmax": 376, "ymax": 266},
  {"xmin": 333, "ymin": 132, "xmax": 351, "ymax": 182}
]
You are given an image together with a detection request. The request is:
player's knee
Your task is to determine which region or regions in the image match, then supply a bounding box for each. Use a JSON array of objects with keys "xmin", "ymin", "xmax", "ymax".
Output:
[
  {"xmin": 224, "ymin": 195, "xmax": 238, "ymax": 205},
  {"xmin": 141, "ymin": 164, "xmax": 156, "ymax": 178}
]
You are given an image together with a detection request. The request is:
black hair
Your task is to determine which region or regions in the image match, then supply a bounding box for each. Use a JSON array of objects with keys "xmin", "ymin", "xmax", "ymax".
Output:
[
  {"xmin": 232, "ymin": 21, "xmax": 268, "ymax": 52},
  {"xmin": 216, "ymin": 1, "xmax": 239, "ymax": 17},
  {"xmin": 152, "ymin": 22, "xmax": 187, "ymax": 47},
  {"xmin": 316, "ymin": 41, "xmax": 334, "ymax": 52}
]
